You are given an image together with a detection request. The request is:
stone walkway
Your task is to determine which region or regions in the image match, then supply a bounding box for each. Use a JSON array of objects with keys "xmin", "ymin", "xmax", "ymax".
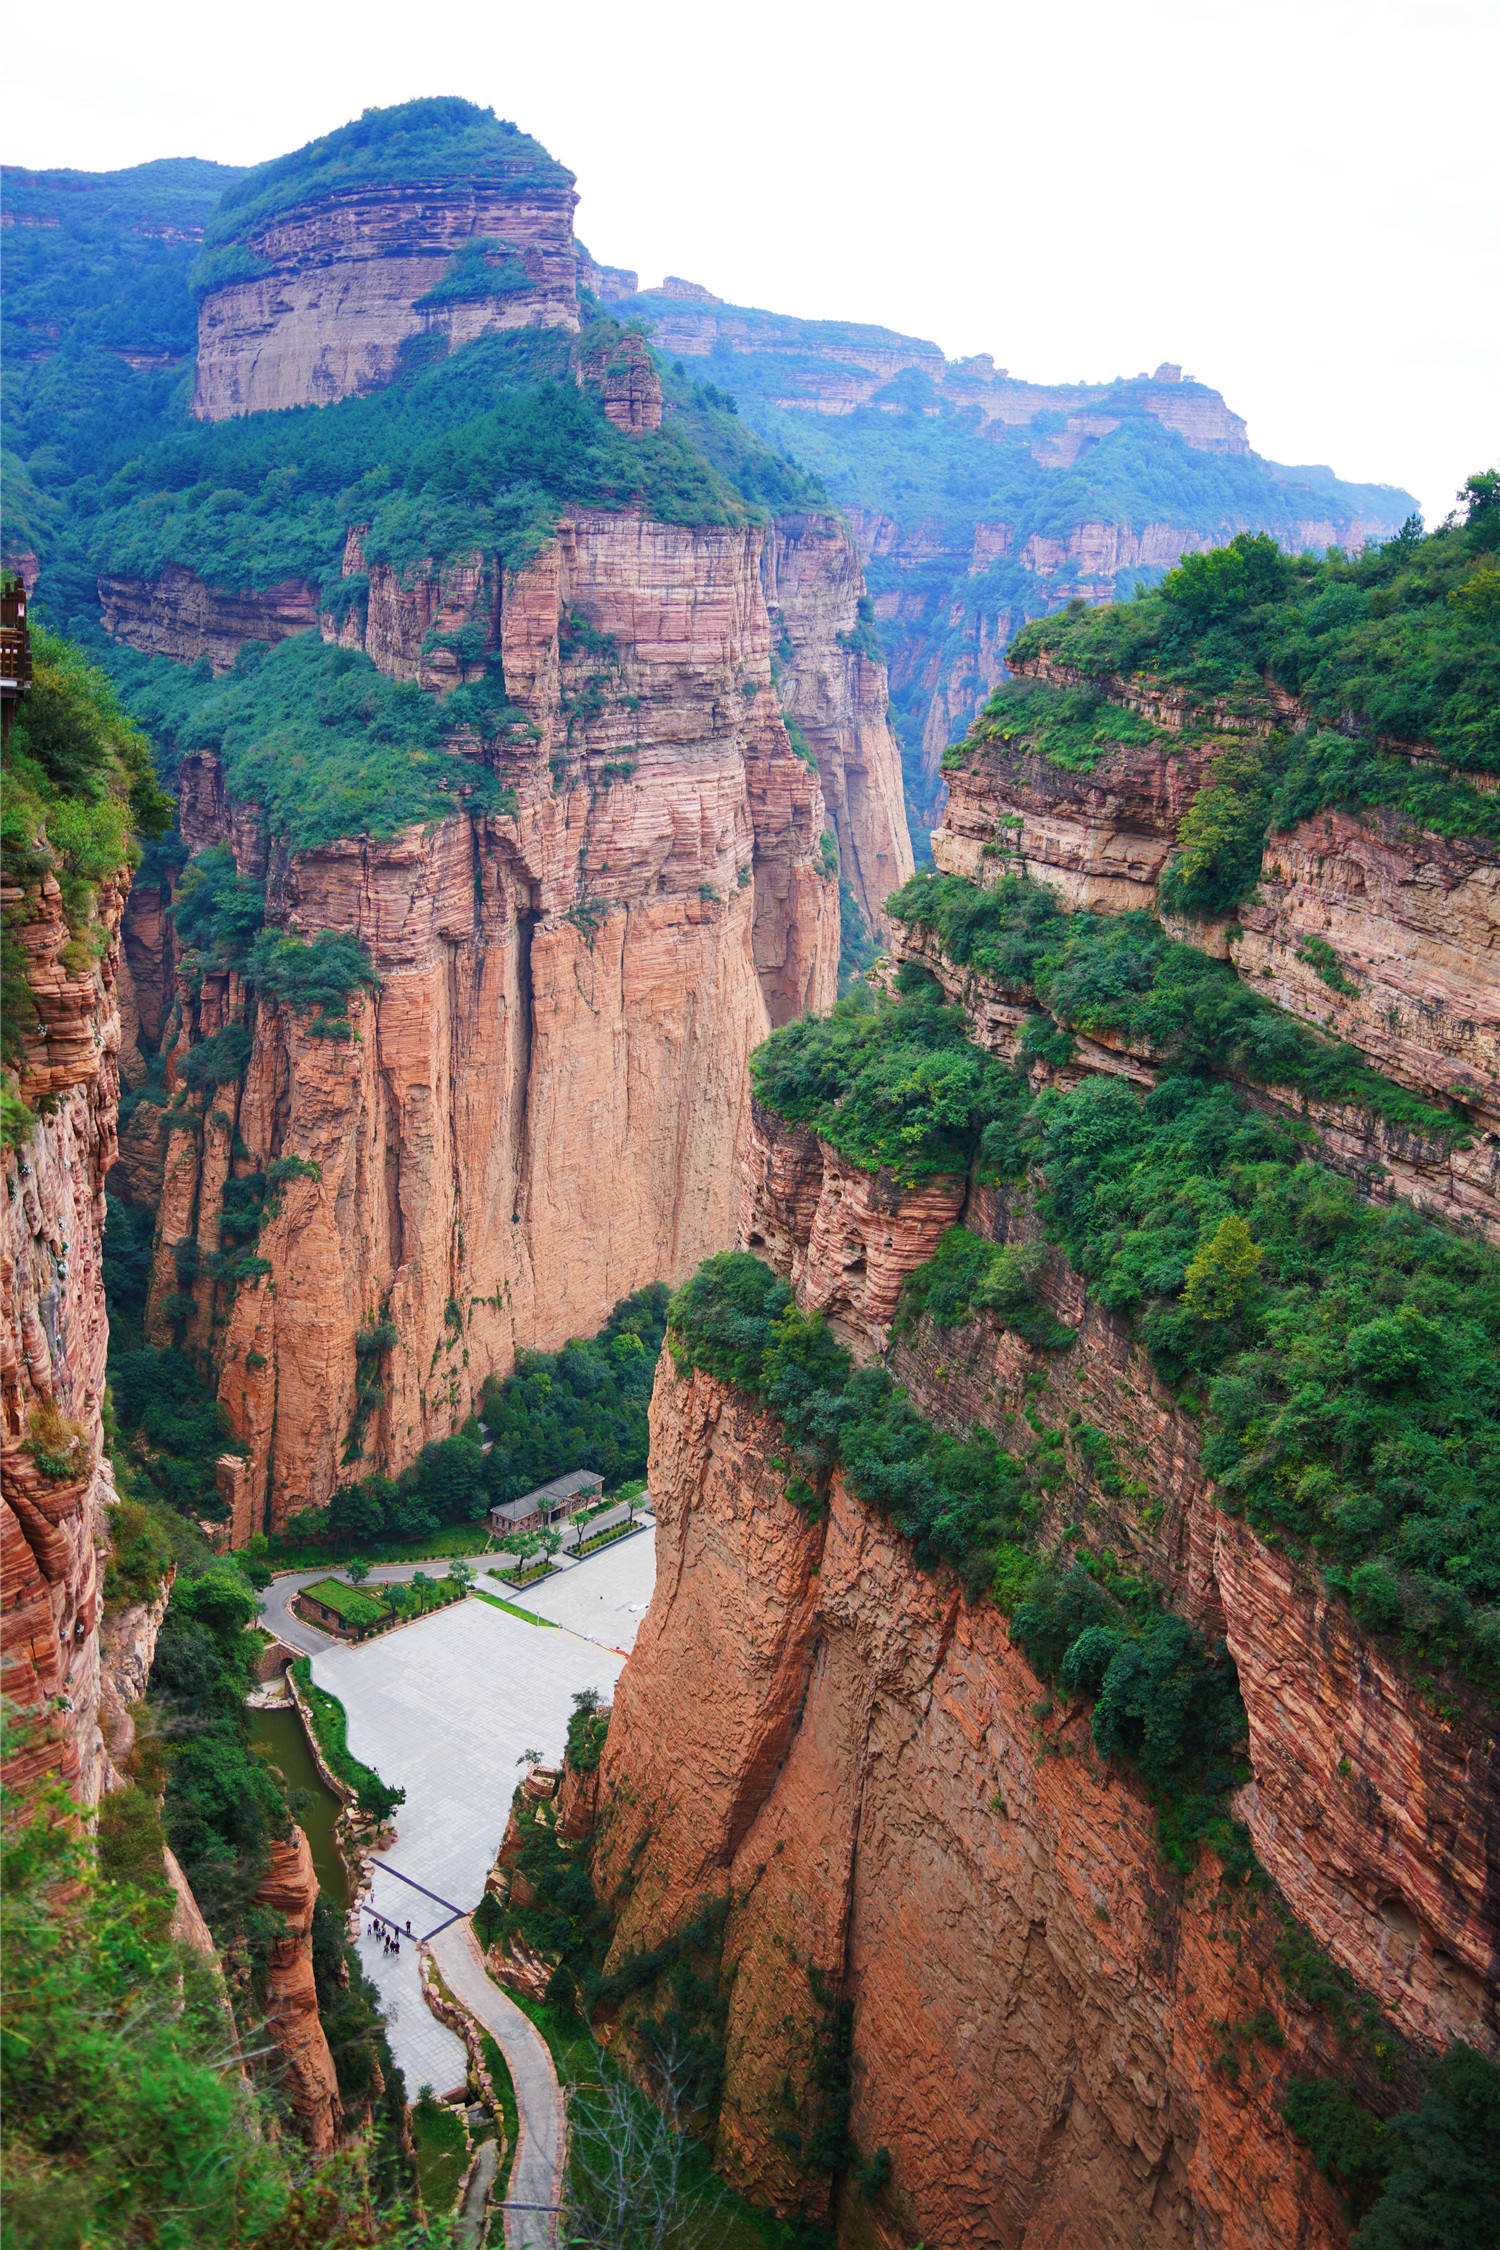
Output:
[
  {"xmin": 430, "ymin": 1918, "xmax": 566, "ymax": 2250},
  {"xmin": 290, "ymin": 1532, "xmax": 657, "ymax": 2227}
]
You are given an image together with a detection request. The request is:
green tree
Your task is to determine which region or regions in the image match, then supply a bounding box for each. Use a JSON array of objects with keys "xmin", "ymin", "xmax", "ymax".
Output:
[{"xmin": 1183, "ymin": 1214, "xmax": 1263, "ymax": 1322}]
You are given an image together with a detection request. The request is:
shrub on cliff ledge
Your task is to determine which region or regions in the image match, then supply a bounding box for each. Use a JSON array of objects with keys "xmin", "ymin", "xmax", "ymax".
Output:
[
  {"xmin": 885, "ymin": 870, "xmax": 1465, "ymax": 1141},
  {"xmin": 2, "ymin": 624, "xmax": 172, "ymax": 1072},
  {"xmin": 1007, "ymin": 485, "xmax": 1500, "ymax": 770},
  {"xmin": 670, "ymin": 1251, "xmax": 1035, "ymax": 1591},
  {"xmin": 749, "ymin": 980, "xmax": 1019, "ymax": 1184}
]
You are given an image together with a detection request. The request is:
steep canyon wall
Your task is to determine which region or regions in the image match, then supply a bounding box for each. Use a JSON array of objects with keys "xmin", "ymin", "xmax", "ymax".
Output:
[
  {"xmin": 1, "ymin": 861, "xmax": 137, "ymax": 1809},
  {"xmin": 119, "ymin": 512, "xmax": 844, "ymax": 1531},
  {"xmin": 588, "ymin": 1112, "xmax": 1498, "ymax": 2248}
]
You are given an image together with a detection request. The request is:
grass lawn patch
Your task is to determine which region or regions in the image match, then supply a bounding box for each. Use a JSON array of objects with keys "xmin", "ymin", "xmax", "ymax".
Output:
[
  {"xmin": 473, "ymin": 1590, "xmax": 560, "ymax": 1627},
  {"xmin": 479, "ymin": 2034, "xmax": 520, "ymax": 2208},
  {"xmin": 410, "ymin": 2091, "xmax": 467, "ymax": 2217},
  {"xmin": 289, "ymin": 1658, "xmax": 403, "ymax": 1819}
]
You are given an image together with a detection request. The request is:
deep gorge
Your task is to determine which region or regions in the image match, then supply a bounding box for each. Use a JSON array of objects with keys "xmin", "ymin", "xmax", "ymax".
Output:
[{"xmin": 2, "ymin": 90, "xmax": 1497, "ymax": 2250}]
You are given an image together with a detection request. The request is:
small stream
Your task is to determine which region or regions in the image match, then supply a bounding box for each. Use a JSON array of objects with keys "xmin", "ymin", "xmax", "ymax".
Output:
[{"xmin": 250, "ymin": 1703, "xmax": 351, "ymax": 1906}]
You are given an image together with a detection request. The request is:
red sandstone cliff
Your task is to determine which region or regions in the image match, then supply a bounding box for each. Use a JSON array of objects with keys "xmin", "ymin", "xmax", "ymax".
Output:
[
  {"xmin": 122, "ymin": 510, "xmax": 841, "ymax": 1531},
  {"xmin": 255, "ymin": 1824, "xmax": 342, "ymax": 2153},
  {"xmin": 762, "ymin": 513, "xmax": 914, "ymax": 933},
  {"xmin": 591, "ymin": 1359, "xmax": 1407, "ymax": 2248},
  {"xmin": 99, "ymin": 568, "xmax": 321, "ymax": 673},
  {"xmin": 1, "ymin": 861, "xmax": 141, "ymax": 1811},
  {"xmin": 589, "ymin": 1071, "xmax": 1497, "ymax": 2241},
  {"xmin": 737, "ymin": 1113, "xmax": 1500, "ymax": 2064}
]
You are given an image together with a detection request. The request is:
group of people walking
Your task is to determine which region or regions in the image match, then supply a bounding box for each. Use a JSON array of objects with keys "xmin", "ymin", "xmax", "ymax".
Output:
[{"xmin": 367, "ymin": 1910, "xmax": 413, "ymax": 1957}]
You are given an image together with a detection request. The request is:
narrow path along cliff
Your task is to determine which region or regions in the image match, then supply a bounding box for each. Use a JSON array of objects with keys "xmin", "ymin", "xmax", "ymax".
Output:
[{"xmin": 427, "ymin": 1919, "xmax": 567, "ymax": 2250}]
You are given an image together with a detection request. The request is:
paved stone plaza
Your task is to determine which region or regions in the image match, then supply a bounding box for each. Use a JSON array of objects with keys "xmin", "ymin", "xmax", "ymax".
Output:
[{"xmin": 309, "ymin": 1528, "xmax": 656, "ymax": 2095}]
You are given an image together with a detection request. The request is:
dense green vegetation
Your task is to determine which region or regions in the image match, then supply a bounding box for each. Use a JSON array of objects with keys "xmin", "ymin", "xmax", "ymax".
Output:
[
  {"xmin": 83, "ymin": 324, "xmax": 799, "ymax": 609},
  {"xmin": 476, "ymin": 1283, "xmax": 669, "ymax": 1503},
  {"xmin": 949, "ymin": 675, "xmax": 1172, "ymax": 774},
  {"xmin": 2, "ymin": 623, "xmax": 172, "ymax": 1113},
  {"xmin": 200, "ymin": 97, "xmax": 571, "ymax": 253},
  {"xmin": 886, "ymin": 871, "xmax": 1467, "ymax": 1139},
  {"xmin": 1284, "ymin": 2045, "xmax": 1500, "ymax": 2244},
  {"xmin": 3, "ymin": 1773, "xmax": 286, "ymax": 2245},
  {"xmin": 749, "ymin": 977, "xmax": 1500, "ymax": 1698},
  {"xmin": 4, "ymin": 157, "xmax": 244, "ymax": 359},
  {"xmin": 3, "ymin": 1737, "xmax": 426, "ymax": 2244},
  {"xmin": 749, "ymin": 978, "xmax": 1018, "ymax": 1184},
  {"xmin": 103, "ymin": 1185, "xmax": 246, "ymax": 1528},
  {"xmin": 1008, "ymin": 485, "xmax": 1500, "ymax": 770},
  {"xmin": 109, "ymin": 633, "xmax": 515, "ymax": 853},
  {"xmin": 1, "ymin": 160, "xmax": 244, "ymax": 575}
]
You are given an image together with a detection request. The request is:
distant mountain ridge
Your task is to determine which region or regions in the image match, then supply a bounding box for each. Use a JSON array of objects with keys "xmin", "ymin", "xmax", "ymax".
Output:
[
  {"xmin": 2, "ymin": 145, "xmax": 1416, "ymax": 843},
  {"xmin": 586, "ymin": 276, "xmax": 1416, "ymax": 830}
]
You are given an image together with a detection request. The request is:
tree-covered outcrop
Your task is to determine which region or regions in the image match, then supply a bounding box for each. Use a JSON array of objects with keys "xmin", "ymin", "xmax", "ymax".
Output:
[
  {"xmin": 197, "ymin": 96, "xmax": 571, "ymax": 256},
  {"xmin": 2, "ymin": 616, "xmax": 172, "ymax": 1157},
  {"xmin": 1008, "ymin": 485, "xmax": 1500, "ymax": 770},
  {"xmin": 887, "ymin": 870, "xmax": 1467, "ymax": 1139},
  {"xmin": 748, "ymin": 969, "xmax": 1500, "ymax": 1702}
]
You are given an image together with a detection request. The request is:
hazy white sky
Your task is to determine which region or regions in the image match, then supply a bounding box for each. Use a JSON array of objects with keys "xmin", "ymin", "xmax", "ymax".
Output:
[{"xmin": 10, "ymin": 0, "xmax": 1495, "ymax": 524}]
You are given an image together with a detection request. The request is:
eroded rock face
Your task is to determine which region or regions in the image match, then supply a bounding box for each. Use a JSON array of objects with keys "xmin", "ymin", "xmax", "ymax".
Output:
[
  {"xmin": 574, "ymin": 324, "xmax": 663, "ymax": 434},
  {"xmin": 1, "ymin": 866, "xmax": 141, "ymax": 1813},
  {"xmin": 936, "ymin": 732, "xmax": 1223, "ymax": 911},
  {"xmin": 735, "ymin": 1107, "xmax": 1500, "ymax": 2077},
  {"xmin": 129, "ymin": 511, "xmax": 840, "ymax": 1530},
  {"xmin": 255, "ymin": 1824, "xmax": 341, "ymax": 2151},
  {"xmin": 591, "ymin": 1361, "xmax": 1379, "ymax": 2249},
  {"xmin": 98, "ymin": 569, "xmax": 320, "ymax": 673},
  {"xmin": 192, "ymin": 175, "xmax": 579, "ymax": 420},
  {"xmin": 930, "ymin": 723, "xmax": 1500, "ymax": 1235},
  {"xmin": 762, "ymin": 513, "xmax": 914, "ymax": 933},
  {"xmin": 1231, "ymin": 804, "xmax": 1500, "ymax": 1136},
  {"xmin": 738, "ymin": 1099, "xmax": 964, "ymax": 1355},
  {"xmin": 893, "ymin": 921, "xmax": 1500, "ymax": 1244}
]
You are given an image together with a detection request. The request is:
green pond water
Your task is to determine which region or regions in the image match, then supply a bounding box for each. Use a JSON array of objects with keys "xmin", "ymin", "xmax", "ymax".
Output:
[{"xmin": 249, "ymin": 1703, "xmax": 350, "ymax": 1906}]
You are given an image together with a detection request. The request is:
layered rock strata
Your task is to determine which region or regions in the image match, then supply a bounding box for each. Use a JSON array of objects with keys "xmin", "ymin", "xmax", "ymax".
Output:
[
  {"xmin": 936, "ymin": 732, "xmax": 1224, "ymax": 912},
  {"xmin": 192, "ymin": 172, "xmax": 579, "ymax": 420},
  {"xmin": 129, "ymin": 511, "xmax": 839, "ymax": 1531},
  {"xmin": 591, "ymin": 1360, "xmax": 1399, "ymax": 2249},
  {"xmin": 762, "ymin": 513, "xmax": 914, "ymax": 931},
  {"xmin": 935, "ymin": 714, "xmax": 1500, "ymax": 1224},
  {"xmin": 98, "ymin": 568, "xmax": 321, "ymax": 672},
  {"xmin": 893, "ymin": 921, "xmax": 1500, "ymax": 1245},
  {"xmin": 1, "ymin": 864, "xmax": 137, "ymax": 1811}
]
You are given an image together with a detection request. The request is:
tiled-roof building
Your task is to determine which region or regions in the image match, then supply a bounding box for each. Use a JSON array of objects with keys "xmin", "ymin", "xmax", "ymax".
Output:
[{"xmin": 487, "ymin": 1469, "xmax": 604, "ymax": 1537}]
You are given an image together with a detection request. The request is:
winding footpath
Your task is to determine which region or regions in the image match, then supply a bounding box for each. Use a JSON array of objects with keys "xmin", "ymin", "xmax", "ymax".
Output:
[
  {"xmin": 428, "ymin": 1920, "xmax": 567, "ymax": 2250},
  {"xmin": 256, "ymin": 1525, "xmax": 658, "ymax": 2245}
]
